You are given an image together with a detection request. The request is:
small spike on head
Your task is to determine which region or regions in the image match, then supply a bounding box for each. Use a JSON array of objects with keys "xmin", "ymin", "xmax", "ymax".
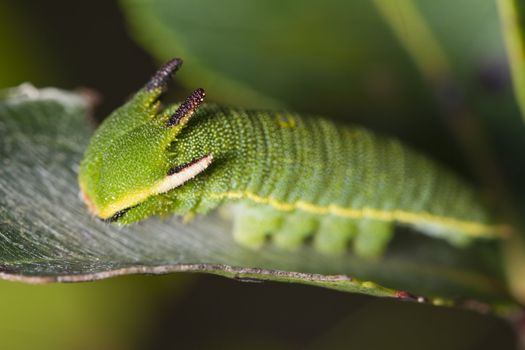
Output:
[
  {"xmin": 145, "ymin": 58, "xmax": 183, "ymax": 91},
  {"xmin": 167, "ymin": 88, "xmax": 206, "ymax": 127}
]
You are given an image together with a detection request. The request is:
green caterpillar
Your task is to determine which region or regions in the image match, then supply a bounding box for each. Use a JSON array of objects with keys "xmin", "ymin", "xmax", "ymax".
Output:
[{"xmin": 78, "ymin": 58, "xmax": 509, "ymax": 258}]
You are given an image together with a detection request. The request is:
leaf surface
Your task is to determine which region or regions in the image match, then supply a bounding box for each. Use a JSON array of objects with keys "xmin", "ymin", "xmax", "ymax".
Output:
[{"xmin": 0, "ymin": 85, "xmax": 516, "ymax": 313}]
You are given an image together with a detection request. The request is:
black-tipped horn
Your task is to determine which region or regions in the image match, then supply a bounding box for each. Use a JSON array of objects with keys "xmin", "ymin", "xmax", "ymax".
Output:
[
  {"xmin": 145, "ymin": 58, "xmax": 183, "ymax": 91},
  {"xmin": 167, "ymin": 88, "xmax": 206, "ymax": 127}
]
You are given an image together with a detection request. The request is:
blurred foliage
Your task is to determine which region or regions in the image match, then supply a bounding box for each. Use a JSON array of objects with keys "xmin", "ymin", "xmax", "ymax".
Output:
[
  {"xmin": 120, "ymin": 0, "xmax": 505, "ymax": 106},
  {"xmin": 0, "ymin": 275, "xmax": 192, "ymax": 350},
  {"xmin": 0, "ymin": 2, "xmax": 58, "ymax": 88},
  {"xmin": 499, "ymin": 0, "xmax": 525, "ymax": 121},
  {"xmin": 137, "ymin": 275, "xmax": 517, "ymax": 349}
]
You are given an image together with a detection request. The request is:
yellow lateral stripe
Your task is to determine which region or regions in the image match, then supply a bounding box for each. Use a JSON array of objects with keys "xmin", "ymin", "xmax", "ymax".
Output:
[{"xmin": 209, "ymin": 191, "xmax": 509, "ymax": 239}]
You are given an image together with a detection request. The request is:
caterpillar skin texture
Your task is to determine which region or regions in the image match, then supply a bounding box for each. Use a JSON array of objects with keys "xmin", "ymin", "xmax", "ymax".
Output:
[{"xmin": 78, "ymin": 58, "xmax": 506, "ymax": 258}]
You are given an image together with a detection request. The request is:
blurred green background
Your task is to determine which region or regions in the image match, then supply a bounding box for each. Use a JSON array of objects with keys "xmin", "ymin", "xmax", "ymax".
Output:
[{"xmin": 0, "ymin": 0, "xmax": 522, "ymax": 349}]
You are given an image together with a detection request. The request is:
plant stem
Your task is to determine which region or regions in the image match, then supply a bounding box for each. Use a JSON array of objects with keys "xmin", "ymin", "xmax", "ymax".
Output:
[
  {"xmin": 498, "ymin": 0, "xmax": 525, "ymax": 122},
  {"xmin": 372, "ymin": 0, "xmax": 512, "ymax": 217}
]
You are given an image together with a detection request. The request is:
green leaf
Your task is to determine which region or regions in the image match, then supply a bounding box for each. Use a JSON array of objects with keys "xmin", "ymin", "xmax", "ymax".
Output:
[
  {"xmin": 118, "ymin": 0, "xmax": 505, "ymax": 125},
  {"xmin": 119, "ymin": 0, "xmax": 433, "ymax": 125},
  {"xmin": 0, "ymin": 85, "xmax": 517, "ymax": 313}
]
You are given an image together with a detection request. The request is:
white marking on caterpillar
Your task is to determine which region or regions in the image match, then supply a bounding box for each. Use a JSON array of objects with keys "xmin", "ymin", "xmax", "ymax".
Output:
[{"xmin": 154, "ymin": 154, "xmax": 214, "ymax": 195}]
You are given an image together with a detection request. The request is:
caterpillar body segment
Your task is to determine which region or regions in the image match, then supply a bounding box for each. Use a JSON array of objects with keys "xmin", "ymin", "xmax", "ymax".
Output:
[{"xmin": 78, "ymin": 59, "xmax": 506, "ymax": 258}]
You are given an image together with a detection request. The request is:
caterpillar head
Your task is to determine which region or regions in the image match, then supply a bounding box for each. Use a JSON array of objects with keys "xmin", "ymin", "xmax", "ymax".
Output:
[{"xmin": 78, "ymin": 58, "xmax": 212, "ymax": 223}]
